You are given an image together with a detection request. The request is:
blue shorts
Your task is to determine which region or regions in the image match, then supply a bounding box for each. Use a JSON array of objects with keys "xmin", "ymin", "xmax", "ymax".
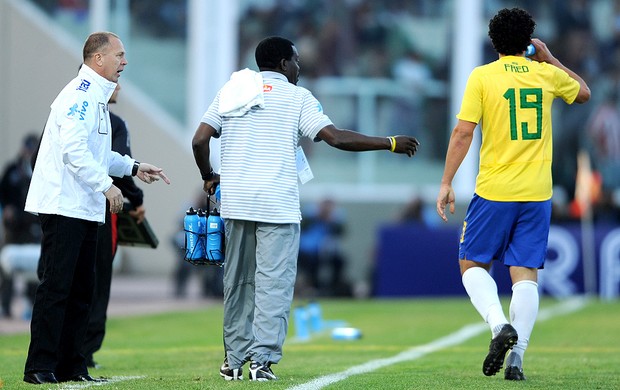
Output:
[{"xmin": 458, "ymin": 194, "xmax": 552, "ymax": 268}]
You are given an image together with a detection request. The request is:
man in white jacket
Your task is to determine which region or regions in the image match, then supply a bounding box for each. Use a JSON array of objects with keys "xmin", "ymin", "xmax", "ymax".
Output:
[{"xmin": 23, "ymin": 31, "xmax": 170, "ymax": 385}]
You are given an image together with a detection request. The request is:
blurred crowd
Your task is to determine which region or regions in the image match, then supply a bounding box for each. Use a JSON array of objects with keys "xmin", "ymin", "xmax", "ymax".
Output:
[
  {"xmin": 0, "ymin": 134, "xmax": 41, "ymax": 319},
  {"xmin": 237, "ymin": 0, "xmax": 620, "ymax": 222},
  {"xmin": 30, "ymin": 0, "xmax": 620, "ymax": 219}
]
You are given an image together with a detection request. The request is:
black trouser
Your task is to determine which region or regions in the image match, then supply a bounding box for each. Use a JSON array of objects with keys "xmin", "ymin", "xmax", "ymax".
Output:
[
  {"xmin": 83, "ymin": 209, "xmax": 113, "ymax": 364},
  {"xmin": 24, "ymin": 214, "xmax": 98, "ymax": 380}
]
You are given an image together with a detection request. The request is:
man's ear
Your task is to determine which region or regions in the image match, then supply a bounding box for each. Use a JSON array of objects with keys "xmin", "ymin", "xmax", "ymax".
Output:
[
  {"xmin": 278, "ymin": 58, "xmax": 287, "ymax": 71},
  {"xmin": 94, "ymin": 53, "xmax": 104, "ymax": 67}
]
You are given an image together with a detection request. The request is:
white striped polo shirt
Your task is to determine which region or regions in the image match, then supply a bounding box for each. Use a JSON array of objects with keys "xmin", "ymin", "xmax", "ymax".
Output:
[{"xmin": 201, "ymin": 71, "xmax": 333, "ymax": 223}]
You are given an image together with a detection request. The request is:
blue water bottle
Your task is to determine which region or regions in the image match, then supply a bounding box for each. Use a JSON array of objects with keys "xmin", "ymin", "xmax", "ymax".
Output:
[
  {"xmin": 184, "ymin": 207, "xmax": 203, "ymax": 260},
  {"xmin": 525, "ymin": 43, "xmax": 535, "ymax": 57},
  {"xmin": 214, "ymin": 184, "xmax": 221, "ymax": 202},
  {"xmin": 293, "ymin": 306, "xmax": 310, "ymax": 341},
  {"xmin": 307, "ymin": 302, "xmax": 323, "ymax": 332},
  {"xmin": 206, "ymin": 207, "xmax": 224, "ymax": 262},
  {"xmin": 197, "ymin": 208, "xmax": 207, "ymax": 259}
]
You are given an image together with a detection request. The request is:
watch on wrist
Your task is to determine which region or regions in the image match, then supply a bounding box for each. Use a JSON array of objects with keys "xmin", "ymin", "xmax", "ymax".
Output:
[{"xmin": 132, "ymin": 161, "xmax": 140, "ymax": 176}]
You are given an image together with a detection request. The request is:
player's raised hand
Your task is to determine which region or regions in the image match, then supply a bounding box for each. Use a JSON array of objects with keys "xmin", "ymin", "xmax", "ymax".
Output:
[{"xmin": 528, "ymin": 38, "xmax": 554, "ymax": 63}]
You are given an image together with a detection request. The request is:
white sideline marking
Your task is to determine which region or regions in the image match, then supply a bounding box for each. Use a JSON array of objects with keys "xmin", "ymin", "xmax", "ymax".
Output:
[
  {"xmin": 287, "ymin": 297, "xmax": 589, "ymax": 390},
  {"xmin": 56, "ymin": 375, "xmax": 146, "ymax": 389}
]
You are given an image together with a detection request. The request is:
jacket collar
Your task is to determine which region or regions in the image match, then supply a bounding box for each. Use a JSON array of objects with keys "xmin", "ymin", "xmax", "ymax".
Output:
[{"xmin": 79, "ymin": 64, "xmax": 117, "ymax": 101}]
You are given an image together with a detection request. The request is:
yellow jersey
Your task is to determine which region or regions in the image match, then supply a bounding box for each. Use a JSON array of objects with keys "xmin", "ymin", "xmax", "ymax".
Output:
[{"xmin": 457, "ymin": 56, "xmax": 580, "ymax": 201}]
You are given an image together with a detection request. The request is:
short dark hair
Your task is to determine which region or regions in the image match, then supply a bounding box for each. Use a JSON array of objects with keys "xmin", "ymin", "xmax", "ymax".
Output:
[
  {"xmin": 255, "ymin": 36, "xmax": 295, "ymax": 69},
  {"xmin": 488, "ymin": 8, "xmax": 535, "ymax": 56},
  {"xmin": 83, "ymin": 31, "xmax": 119, "ymax": 61}
]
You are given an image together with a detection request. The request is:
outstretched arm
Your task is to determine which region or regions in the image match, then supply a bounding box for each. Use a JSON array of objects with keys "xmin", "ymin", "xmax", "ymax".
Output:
[
  {"xmin": 316, "ymin": 124, "xmax": 420, "ymax": 157},
  {"xmin": 106, "ymin": 162, "xmax": 169, "ymax": 214}
]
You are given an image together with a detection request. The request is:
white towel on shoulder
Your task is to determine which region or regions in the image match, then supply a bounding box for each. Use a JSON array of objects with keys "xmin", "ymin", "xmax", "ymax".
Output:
[{"xmin": 218, "ymin": 68, "xmax": 264, "ymax": 117}]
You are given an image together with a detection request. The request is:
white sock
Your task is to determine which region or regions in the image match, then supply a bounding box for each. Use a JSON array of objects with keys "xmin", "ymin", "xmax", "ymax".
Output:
[
  {"xmin": 462, "ymin": 267, "xmax": 508, "ymax": 336},
  {"xmin": 508, "ymin": 280, "xmax": 539, "ymax": 368}
]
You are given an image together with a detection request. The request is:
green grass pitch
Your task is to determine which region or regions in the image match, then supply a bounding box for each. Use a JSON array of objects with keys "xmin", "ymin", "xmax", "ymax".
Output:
[{"xmin": 1, "ymin": 297, "xmax": 619, "ymax": 389}]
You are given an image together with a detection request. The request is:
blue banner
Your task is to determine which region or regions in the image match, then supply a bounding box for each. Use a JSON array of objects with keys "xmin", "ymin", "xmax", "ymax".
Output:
[{"xmin": 373, "ymin": 222, "xmax": 620, "ymax": 299}]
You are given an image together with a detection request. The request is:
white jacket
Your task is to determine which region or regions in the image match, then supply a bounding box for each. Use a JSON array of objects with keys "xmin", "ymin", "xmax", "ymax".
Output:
[{"xmin": 25, "ymin": 65, "xmax": 134, "ymax": 223}]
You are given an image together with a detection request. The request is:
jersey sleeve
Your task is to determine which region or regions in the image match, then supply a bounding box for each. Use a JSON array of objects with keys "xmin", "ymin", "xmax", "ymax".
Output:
[
  {"xmin": 552, "ymin": 66, "xmax": 580, "ymax": 104},
  {"xmin": 200, "ymin": 91, "xmax": 223, "ymax": 134},
  {"xmin": 456, "ymin": 68, "xmax": 483, "ymax": 124},
  {"xmin": 298, "ymin": 90, "xmax": 333, "ymax": 139}
]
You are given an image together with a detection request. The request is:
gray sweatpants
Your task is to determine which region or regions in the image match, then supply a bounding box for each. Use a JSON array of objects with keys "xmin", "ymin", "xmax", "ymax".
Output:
[{"xmin": 222, "ymin": 219, "xmax": 299, "ymax": 369}]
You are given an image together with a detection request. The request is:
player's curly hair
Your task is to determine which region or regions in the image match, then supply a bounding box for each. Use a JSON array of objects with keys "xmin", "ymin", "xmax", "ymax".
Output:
[{"xmin": 488, "ymin": 8, "xmax": 536, "ymax": 56}]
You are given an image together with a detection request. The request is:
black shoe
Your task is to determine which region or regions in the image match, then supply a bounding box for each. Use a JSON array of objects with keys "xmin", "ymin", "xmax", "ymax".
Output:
[
  {"xmin": 505, "ymin": 366, "xmax": 526, "ymax": 381},
  {"xmin": 219, "ymin": 358, "xmax": 243, "ymax": 380},
  {"xmin": 249, "ymin": 361, "xmax": 277, "ymax": 381},
  {"xmin": 482, "ymin": 324, "xmax": 518, "ymax": 376},
  {"xmin": 23, "ymin": 371, "xmax": 58, "ymax": 384},
  {"xmin": 66, "ymin": 374, "xmax": 108, "ymax": 382}
]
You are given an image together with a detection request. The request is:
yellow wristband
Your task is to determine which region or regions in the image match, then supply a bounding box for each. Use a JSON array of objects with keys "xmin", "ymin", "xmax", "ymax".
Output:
[{"xmin": 389, "ymin": 136, "xmax": 397, "ymax": 152}]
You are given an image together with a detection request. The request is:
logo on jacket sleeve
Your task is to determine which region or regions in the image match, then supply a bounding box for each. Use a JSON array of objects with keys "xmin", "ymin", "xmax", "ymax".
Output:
[
  {"xmin": 77, "ymin": 79, "xmax": 91, "ymax": 92},
  {"xmin": 67, "ymin": 101, "xmax": 89, "ymax": 120}
]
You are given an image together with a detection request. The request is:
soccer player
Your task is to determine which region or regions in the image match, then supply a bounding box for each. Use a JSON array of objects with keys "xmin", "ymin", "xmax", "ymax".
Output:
[{"xmin": 436, "ymin": 8, "xmax": 590, "ymax": 381}]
